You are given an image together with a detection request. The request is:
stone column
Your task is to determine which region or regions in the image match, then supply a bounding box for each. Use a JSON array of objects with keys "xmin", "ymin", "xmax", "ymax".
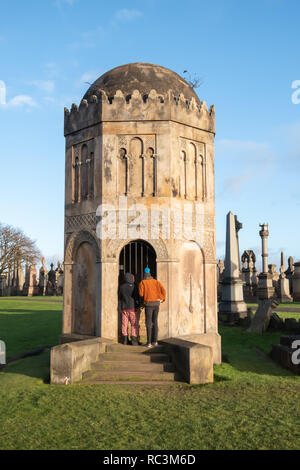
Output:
[
  {"xmin": 292, "ymin": 262, "xmax": 300, "ymax": 301},
  {"xmin": 219, "ymin": 212, "xmax": 247, "ymax": 323},
  {"xmin": 257, "ymin": 224, "xmax": 274, "ymax": 299},
  {"xmin": 285, "ymin": 256, "xmax": 294, "ymax": 294}
]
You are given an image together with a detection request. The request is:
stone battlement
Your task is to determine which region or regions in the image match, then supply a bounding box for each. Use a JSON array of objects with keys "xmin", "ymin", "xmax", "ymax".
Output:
[{"xmin": 64, "ymin": 88, "xmax": 215, "ymax": 136}]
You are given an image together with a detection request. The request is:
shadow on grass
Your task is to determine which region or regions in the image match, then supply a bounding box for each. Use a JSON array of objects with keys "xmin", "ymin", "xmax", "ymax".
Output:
[
  {"xmin": 0, "ymin": 309, "xmax": 61, "ymax": 358},
  {"xmin": 218, "ymin": 325, "xmax": 295, "ymax": 378},
  {"xmin": 1, "ymin": 351, "xmax": 51, "ymax": 384}
]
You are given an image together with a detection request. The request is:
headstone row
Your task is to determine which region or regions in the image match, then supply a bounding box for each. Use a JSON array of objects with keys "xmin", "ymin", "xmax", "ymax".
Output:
[{"xmin": 0, "ymin": 259, "xmax": 64, "ymax": 297}]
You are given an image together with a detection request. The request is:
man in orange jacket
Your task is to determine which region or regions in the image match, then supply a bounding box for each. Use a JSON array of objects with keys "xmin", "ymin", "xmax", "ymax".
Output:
[{"xmin": 139, "ymin": 267, "xmax": 166, "ymax": 348}]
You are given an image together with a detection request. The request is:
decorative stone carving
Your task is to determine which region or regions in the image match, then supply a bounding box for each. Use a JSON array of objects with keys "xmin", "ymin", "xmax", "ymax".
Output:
[
  {"xmin": 65, "ymin": 213, "xmax": 97, "ymax": 233},
  {"xmin": 105, "ymin": 237, "xmax": 168, "ymax": 261},
  {"xmin": 65, "ymin": 230, "xmax": 101, "ymax": 263}
]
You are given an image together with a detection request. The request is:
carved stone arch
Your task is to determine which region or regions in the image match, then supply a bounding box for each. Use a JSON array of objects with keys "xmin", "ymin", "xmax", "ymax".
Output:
[
  {"xmin": 128, "ymin": 137, "xmax": 144, "ymax": 196},
  {"xmin": 181, "ymin": 150, "xmax": 187, "ymax": 199},
  {"xmin": 118, "ymin": 147, "xmax": 128, "ymax": 196},
  {"xmin": 106, "ymin": 237, "xmax": 168, "ymax": 262},
  {"xmin": 81, "ymin": 144, "xmax": 88, "ymax": 200},
  {"xmin": 187, "ymin": 142, "xmax": 197, "ymax": 199},
  {"xmin": 65, "ymin": 230, "xmax": 101, "ymax": 263},
  {"xmin": 182, "ymin": 239, "xmax": 206, "ymax": 262}
]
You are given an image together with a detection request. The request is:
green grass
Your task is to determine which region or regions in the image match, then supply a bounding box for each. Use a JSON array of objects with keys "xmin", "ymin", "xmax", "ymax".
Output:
[
  {"xmin": 1, "ymin": 300, "xmax": 300, "ymax": 449},
  {"xmin": 0, "ymin": 299, "xmax": 62, "ymax": 357},
  {"xmin": 248, "ymin": 302, "xmax": 300, "ymax": 308}
]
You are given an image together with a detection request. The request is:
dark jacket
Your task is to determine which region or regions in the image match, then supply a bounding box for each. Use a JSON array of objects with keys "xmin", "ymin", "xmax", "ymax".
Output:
[{"xmin": 119, "ymin": 273, "xmax": 140, "ymax": 310}]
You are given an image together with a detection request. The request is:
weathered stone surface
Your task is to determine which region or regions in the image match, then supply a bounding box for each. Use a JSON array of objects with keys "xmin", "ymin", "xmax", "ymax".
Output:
[
  {"xmin": 160, "ymin": 338, "xmax": 213, "ymax": 384},
  {"xmin": 268, "ymin": 312, "xmax": 284, "ymax": 331},
  {"xmin": 247, "ymin": 298, "xmax": 279, "ymax": 333},
  {"xmin": 219, "ymin": 212, "xmax": 247, "ymax": 323},
  {"xmin": 83, "ymin": 63, "xmax": 201, "ymax": 105},
  {"xmin": 50, "ymin": 337, "xmax": 113, "ymax": 384},
  {"xmin": 284, "ymin": 318, "xmax": 300, "ymax": 333},
  {"xmin": 271, "ymin": 336, "xmax": 300, "ymax": 375},
  {"xmin": 61, "ymin": 62, "xmax": 219, "ymax": 355},
  {"xmin": 176, "ymin": 332, "xmax": 221, "ymax": 364},
  {"xmin": 56, "ymin": 62, "xmax": 221, "ymax": 383}
]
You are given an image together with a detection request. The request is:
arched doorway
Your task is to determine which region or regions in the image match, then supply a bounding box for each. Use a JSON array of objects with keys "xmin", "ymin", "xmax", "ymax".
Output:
[
  {"xmin": 119, "ymin": 239, "xmax": 157, "ymax": 285},
  {"xmin": 118, "ymin": 240, "xmax": 157, "ymax": 342},
  {"xmin": 72, "ymin": 241, "xmax": 96, "ymax": 336}
]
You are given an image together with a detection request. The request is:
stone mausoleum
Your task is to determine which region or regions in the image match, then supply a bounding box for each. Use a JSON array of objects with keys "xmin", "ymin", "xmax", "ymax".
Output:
[{"xmin": 60, "ymin": 62, "xmax": 221, "ymax": 364}]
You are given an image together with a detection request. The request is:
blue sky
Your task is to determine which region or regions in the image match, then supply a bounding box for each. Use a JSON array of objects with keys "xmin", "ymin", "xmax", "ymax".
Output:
[{"xmin": 0, "ymin": 0, "xmax": 300, "ymax": 270}]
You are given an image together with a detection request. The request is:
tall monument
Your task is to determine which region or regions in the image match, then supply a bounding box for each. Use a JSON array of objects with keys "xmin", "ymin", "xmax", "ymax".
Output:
[
  {"xmin": 219, "ymin": 211, "xmax": 247, "ymax": 323},
  {"xmin": 59, "ymin": 63, "xmax": 221, "ymax": 363}
]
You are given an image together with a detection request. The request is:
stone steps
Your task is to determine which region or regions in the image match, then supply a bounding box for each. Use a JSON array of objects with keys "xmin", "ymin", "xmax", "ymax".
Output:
[
  {"xmin": 90, "ymin": 360, "xmax": 175, "ymax": 372},
  {"xmin": 82, "ymin": 369, "xmax": 178, "ymax": 382},
  {"xmin": 79, "ymin": 343, "xmax": 182, "ymax": 385},
  {"xmin": 106, "ymin": 344, "xmax": 166, "ymax": 353},
  {"xmin": 101, "ymin": 352, "xmax": 170, "ymax": 363}
]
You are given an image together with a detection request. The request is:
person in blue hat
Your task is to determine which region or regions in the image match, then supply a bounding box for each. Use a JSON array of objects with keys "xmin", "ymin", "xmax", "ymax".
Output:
[{"xmin": 139, "ymin": 267, "xmax": 166, "ymax": 348}]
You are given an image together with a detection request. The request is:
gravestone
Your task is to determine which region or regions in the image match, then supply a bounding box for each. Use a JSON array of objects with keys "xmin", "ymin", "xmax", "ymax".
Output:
[
  {"xmin": 278, "ymin": 252, "xmax": 292, "ymax": 303},
  {"xmin": 39, "ymin": 258, "xmax": 48, "ymax": 296},
  {"xmin": 292, "ymin": 262, "xmax": 300, "ymax": 302},
  {"xmin": 0, "ymin": 340, "xmax": 6, "ymax": 365}
]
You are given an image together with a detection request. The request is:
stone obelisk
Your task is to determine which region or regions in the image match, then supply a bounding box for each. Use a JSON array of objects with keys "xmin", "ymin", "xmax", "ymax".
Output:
[{"xmin": 219, "ymin": 211, "xmax": 247, "ymax": 323}]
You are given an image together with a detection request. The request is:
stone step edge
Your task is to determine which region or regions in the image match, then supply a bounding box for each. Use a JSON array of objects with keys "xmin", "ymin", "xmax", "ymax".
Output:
[
  {"xmin": 83, "ymin": 370, "xmax": 177, "ymax": 378},
  {"xmin": 79, "ymin": 380, "xmax": 185, "ymax": 385},
  {"xmin": 98, "ymin": 353, "xmax": 171, "ymax": 362},
  {"xmin": 91, "ymin": 360, "xmax": 174, "ymax": 367}
]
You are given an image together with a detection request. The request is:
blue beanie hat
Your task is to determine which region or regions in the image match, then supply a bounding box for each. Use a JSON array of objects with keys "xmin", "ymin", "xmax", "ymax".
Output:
[{"xmin": 144, "ymin": 267, "xmax": 150, "ymax": 274}]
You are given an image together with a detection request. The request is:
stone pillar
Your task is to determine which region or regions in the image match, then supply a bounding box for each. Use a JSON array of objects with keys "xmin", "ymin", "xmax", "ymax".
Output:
[
  {"xmin": 285, "ymin": 256, "xmax": 294, "ymax": 294},
  {"xmin": 277, "ymin": 252, "xmax": 292, "ymax": 303},
  {"xmin": 27, "ymin": 264, "xmax": 38, "ymax": 296},
  {"xmin": 257, "ymin": 224, "xmax": 274, "ymax": 300},
  {"xmin": 292, "ymin": 262, "xmax": 300, "ymax": 301},
  {"xmin": 216, "ymin": 259, "xmax": 224, "ymax": 300},
  {"xmin": 219, "ymin": 211, "xmax": 247, "ymax": 323},
  {"xmin": 61, "ymin": 262, "xmax": 73, "ymax": 337},
  {"xmin": 39, "ymin": 258, "xmax": 48, "ymax": 296}
]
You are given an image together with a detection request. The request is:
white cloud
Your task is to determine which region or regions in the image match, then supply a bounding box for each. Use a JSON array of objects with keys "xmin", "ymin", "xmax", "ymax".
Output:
[
  {"xmin": 29, "ymin": 80, "xmax": 55, "ymax": 93},
  {"xmin": 0, "ymin": 80, "xmax": 6, "ymax": 105},
  {"xmin": 0, "ymin": 81, "xmax": 38, "ymax": 108},
  {"xmin": 114, "ymin": 9, "xmax": 143, "ymax": 22},
  {"xmin": 8, "ymin": 95, "xmax": 38, "ymax": 108}
]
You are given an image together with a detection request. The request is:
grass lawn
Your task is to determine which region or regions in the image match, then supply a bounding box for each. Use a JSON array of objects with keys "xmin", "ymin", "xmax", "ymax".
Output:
[
  {"xmin": 1, "ymin": 299, "xmax": 300, "ymax": 450},
  {"xmin": 0, "ymin": 299, "xmax": 62, "ymax": 357}
]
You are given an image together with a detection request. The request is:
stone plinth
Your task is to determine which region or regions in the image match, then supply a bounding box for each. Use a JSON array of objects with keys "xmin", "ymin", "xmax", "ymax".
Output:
[
  {"xmin": 278, "ymin": 275, "xmax": 292, "ymax": 303},
  {"xmin": 257, "ymin": 273, "xmax": 275, "ymax": 299}
]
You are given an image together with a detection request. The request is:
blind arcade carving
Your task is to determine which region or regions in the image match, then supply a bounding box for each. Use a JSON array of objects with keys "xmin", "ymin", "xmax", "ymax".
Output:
[{"xmin": 72, "ymin": 139, "xmax": 95, "ymax": 203}]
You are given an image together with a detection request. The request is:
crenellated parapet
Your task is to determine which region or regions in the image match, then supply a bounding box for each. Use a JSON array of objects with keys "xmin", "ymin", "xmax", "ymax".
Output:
[{"xmin": 64, "ymin": 88, "xmax": 215, "ymax": 136}]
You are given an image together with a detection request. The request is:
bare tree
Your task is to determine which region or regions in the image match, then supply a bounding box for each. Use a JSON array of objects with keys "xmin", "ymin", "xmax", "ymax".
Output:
[
  {"xmin": 183, "ymin": 70, "xmax": 204, "ymax": 89},
  {"xmin": 0, "ymin": 223, "xmax": 41, "ymax": 276}
]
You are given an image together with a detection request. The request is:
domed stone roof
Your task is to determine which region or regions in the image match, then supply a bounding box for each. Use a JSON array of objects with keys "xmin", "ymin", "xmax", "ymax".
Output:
[{"xmin": 83, "ymin": 63, "xmax": 200, "ymax": 104}]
